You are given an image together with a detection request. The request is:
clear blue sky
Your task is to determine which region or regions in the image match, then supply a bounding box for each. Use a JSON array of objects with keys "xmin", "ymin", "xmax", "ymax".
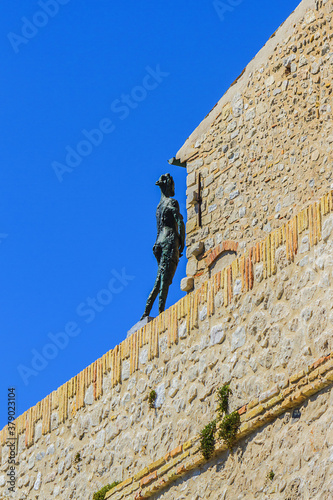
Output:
[{"xmin": 0, "ymin": 0, "xmax": 300, "ymax": 428}]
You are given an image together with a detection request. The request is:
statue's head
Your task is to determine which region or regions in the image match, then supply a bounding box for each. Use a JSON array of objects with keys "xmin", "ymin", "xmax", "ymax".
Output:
[{"xmin": 155, "ymin": 173, "xmax": 175, "ymax": 197}]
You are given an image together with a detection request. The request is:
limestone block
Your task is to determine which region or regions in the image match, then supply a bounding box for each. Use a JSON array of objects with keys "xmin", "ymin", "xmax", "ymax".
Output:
[
  {"xmin": 187, "ymin": 189, "xmax": 198, "ymax": 206},
  {"xmin": 299, "ymin": 55, "xmax": 308, "ymax": 67},
  {"xmin": 187, "ymin": 366, "xmax": 198, "ymax": 382},
  {"xmin": 122, "ymin": 360, "xmax": 130, "ymax": 381},
  {"xmin": 210, "ymin": 324, "xmax": 225, "ymax": 345},
  {"xmin": 155, "ymin": 383, "xmax": 165, "ymax": 408},
  {"xmin": 186, "ymin": 258, "xmax": 198, "ymax": 277},
  {"xmin": 265, "ymin": 75, "xmax": 275, "ymax": 87},
  {"xmin": 227, "ymin": 121, "xmax": 237, "ymax": 133},
  {"xmin": 139, "ymin": 348, "xmax": 148, "ymax": 365},
  {"xmin": 190, "ymin": 241, "xmax": 204, "ymax": 258},
  {"xmin": 181, "ymin": 277, "xmax": 194, "ymax": 292},
  {"xmin": 199, "ymin": 306, "xmax": 207, "ymax": 321},
  {"xmin": 186, "ymin": 217, "xmax": 197, "ymax": 234},
  {"xmin": 58, "ymin": 461, "xmax": 65, "ymax": 475},
  {"xmin": 84, "ymin": 385, "xmax": 94, "ymax": 405},
  {"xmin": 35, "ymin": 422, "xmax": 42, "ymax": 442},
  {"xmin": 95, "ymin": 429, "xmax": 106, "ymax": 449},
  {"xmin": 311, "ymin": 62, "xmax": 320, "ymax": 74},
  {"xmin": 46, "ymin": 444, "xmax": 55, "ymax": 455},
  {"xmin": 187, "ymin": 171, "xmax": 196, "ymax": 187},
  {"xmin": 179, "ymin": 321, "xmax": 187, "ymax": 338},
  {"xmin": 225, "ymin": 182, "xmax": 236, "ymax": 194},
  {"xmin": 300, "ymin": 236, "xmax": 310, "ymax": 253},
  {"xmin": 137, "ymin": 378, "xmax": 147, "ymax": 394},
  {"xmin": 233, "ymin": 279, "xmax": 242, "ymax": 295},
  {"xmin": 305, "ymin": 10, "xmax": 316, "ymax": 24},
  {"xmin": 232, "ymin": 93, "xmax": 243, "ymax": 117},
  {"xmin": 188, "ymin": 385, "xmax": 197, "ymax": 403},
  {"xmin": 322, "ymin": 215, "xmax": 333, "ymax": 242},
  {"xmin": 229, "ymin": 189, "xmax": 240, "ymax": 200},
  {"xmin": 34, "ymin": 472, "xmax": 42, "ymax": 491},
  {"xmin": 168, "ymin": 378, "xmax": 180, "ymax": 398},
  {"xmin": 231, "ymin": 326, "xmax": 246, "ymax": 352},
  {"xmin": 51, "ymin": 412, "xmax": 59, "ymax": 430},
  {"xmin": 245, "ymin": 108, "xmax": 256, "ymax": 121},
  {"xmin": 106, "ymin": 422, "xmax": 120, "ymax": 442}
]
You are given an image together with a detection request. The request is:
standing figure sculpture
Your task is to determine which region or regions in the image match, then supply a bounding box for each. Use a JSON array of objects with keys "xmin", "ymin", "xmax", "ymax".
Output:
[{"xmin": 141, "ymin": 173, "xmax": 185, "ymax": 319}]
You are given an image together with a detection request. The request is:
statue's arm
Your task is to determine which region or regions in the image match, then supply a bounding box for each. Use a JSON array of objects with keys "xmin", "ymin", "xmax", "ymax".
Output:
[{"xmin": 171, "ymin": 200, "xmax": 185, "ymax": 257}]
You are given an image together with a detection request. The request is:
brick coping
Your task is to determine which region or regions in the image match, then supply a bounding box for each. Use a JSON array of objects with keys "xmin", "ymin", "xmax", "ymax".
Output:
[{"xmin": 104, "ymin": 353, "xmax": 333, "ymax": 499}]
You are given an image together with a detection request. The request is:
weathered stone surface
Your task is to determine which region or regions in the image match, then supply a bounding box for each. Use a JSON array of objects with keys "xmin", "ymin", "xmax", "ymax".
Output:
[
  {"xmin": 181, "ymin": 0, "xmax": 333, "ymax": 292},
  {"xmin": 210, "ymin": 324, "xmax": 225, "ymax": 345},
  {"xmin": 186, "ymin": 258, "xmax": 198, "ymax": 276},
  {"xmin": 34, "ymin": 472, "xmax": 42, "ymax": 491},
  {"xmin": 231, "ymin": 326, "xmax": 246, "ymax": 352},
  {"xmin": 180, "ymin": 277, "xmax": 194, "ymax": 292},
  {"xmin": 84, "ymin": 385, "xmax": 94, "ymax": 405},
  {"xmin": 3, "ymin": 4, "xmax": 333, "ymax": 500},
  {"xmin": 190, "ymin": 241, "xmax": 204, "ymax": 258},
  {"xmin": 322, "ymin": 215, "xmax": 333, "ymax": 242}
]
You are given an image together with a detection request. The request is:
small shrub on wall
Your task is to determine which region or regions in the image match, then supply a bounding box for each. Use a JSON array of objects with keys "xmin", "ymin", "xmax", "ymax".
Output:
[{"xmin": 93, "ymin": 481, "xmax": 120, "ymax": 500}]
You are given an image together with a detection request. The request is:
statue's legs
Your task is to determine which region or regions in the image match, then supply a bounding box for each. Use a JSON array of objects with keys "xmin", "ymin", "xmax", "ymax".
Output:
[
  {"xmin": 141, "ymin": 243, "xmax": 179, "ymax": 319},
  {"xmin": 140, "ymin": 269, "xmax": 161, "ymax": 320},
  {"xmin": 158, "ymin": 255, "xmax": 178, "ymax": 314}
]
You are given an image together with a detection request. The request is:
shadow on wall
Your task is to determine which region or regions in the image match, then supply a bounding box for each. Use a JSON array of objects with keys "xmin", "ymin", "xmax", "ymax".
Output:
[{"xmin": 209, "ymin": 250, "xmax": 238, "ymax": 277}]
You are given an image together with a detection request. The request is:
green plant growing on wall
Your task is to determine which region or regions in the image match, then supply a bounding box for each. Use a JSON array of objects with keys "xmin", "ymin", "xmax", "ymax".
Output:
[
  {"xmin": 74, "ymin": 452, "xmax": 81, "ymax": 463},
  {"xmin": 199, "ymin": 384, "xmax": 241, "ymax": 459},
  {"xmin": 217, "ymin": 384, "xmax": 232, "ymax": 416},
  {"xmin": 93, "ymin": 481, "xmax": 120, "ymax": 500},
  {"xmin": 267, "ymin": 470, "xmax": 275, "ymax": 481},
  {"xmin": 218, "ymin": 411, "xmax": 241, "ymax": 451},
  {"xmin": 148, "ymin": 390, "xmax": 157, "ymax": 409},
  {"xmin": 199, "ymin": 420, "xmax": 217, "ymax": 460}
]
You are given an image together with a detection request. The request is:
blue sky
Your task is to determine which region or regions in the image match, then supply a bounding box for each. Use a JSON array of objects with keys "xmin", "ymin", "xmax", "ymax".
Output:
[{"xmin": 0, "ymin": 0, "xmax": 300, "ymax": 429}]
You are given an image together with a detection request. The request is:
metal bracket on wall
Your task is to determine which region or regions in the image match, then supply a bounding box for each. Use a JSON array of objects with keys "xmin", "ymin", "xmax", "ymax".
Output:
[{"xmin": 198, "ymin": 172, "xmax": 202, "ymax": 227}]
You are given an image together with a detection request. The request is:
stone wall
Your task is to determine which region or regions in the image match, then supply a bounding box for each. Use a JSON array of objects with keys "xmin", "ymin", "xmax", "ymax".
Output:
[
  {"xmin": 175, "ymin": 386, "xmax": 332, "ymax": 500},
  {"xmin": 104, "ymin": 355, "xmax": 333, "ymax": 500},
  {"xmin": 1, "ymin": 190, "xmax": 333, "ymax": 499},
  {"xmin": 177, "ymin": 0, "xmax": 333, "ymax": 290},
  {"xmin": 2, "ymin": 2, "xmax": 333, "ymax": 498}
]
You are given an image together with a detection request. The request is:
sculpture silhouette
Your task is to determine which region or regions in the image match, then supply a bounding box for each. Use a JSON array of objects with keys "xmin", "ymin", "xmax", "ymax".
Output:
[{"xmin": 141, "ymin": 173, "xmax": 185, "ymax": 319}]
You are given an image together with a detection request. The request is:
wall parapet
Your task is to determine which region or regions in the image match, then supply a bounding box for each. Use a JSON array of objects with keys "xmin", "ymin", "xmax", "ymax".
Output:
[
  {"xmin": 1, "ymin": 189, "xmax": 333, "ymax": 451},
  {"xmin": 104, "ymin": 351, "xmax": 333, "ymax": 500}
]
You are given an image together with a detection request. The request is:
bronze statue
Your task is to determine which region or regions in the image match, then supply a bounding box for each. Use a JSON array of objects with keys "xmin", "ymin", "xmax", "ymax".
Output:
[{"xmin": 141, "ymin": 173, "xmax": 185, "ymax": 319}]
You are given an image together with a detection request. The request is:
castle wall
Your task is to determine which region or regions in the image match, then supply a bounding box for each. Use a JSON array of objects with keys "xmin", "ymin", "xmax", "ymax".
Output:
[
  {"xmin": 144, "ymin": 387, "xmax": 333, "ymax": 500},
  {"xmin": 1, "ymin": 2, "xmax": 333, "ymax": 499},
  {"xmin": 1, "ymin": 191, "xmax": 333, "ymax": 499},
  {"xmin": 180, "ymin": 0, "xmax": 333, "ymax": 290}
]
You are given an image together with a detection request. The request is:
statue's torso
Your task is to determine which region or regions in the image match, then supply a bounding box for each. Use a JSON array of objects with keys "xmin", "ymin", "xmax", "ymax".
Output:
[{"xmin": 155, "ymin": 198, "xmax": 179, "ymax": 249}]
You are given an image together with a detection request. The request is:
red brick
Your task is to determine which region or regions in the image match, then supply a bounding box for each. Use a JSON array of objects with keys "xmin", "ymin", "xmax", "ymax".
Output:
[
  {"xmin": 311, "ymin": 357, "xmax": 326, "ymax": 370},
  {"xmin": 140, "ymin": 471, "xmax": 157, "ymax": 488},
  {"xmin": 176, "ymin": 464, "xmax": 186, "ymax": 475},
  {"xmin": 170, "ymin": 445, "xmax": 183, "ymax": 458},
  {"xmin": 135, "ymin": 492, "xmax": 145, "ymax": 500},
  {"xmin": 238, "ymin": 405, "xmax": 247, "ymax": 416}
]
